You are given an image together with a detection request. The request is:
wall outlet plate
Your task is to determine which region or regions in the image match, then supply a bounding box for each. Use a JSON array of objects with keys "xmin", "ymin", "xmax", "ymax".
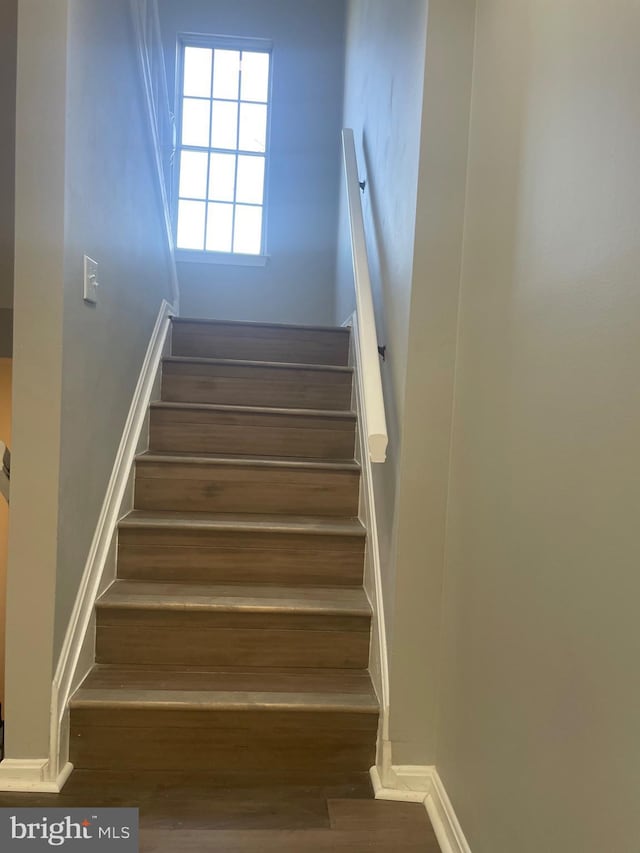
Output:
[{"xmin": 83, "ymin": 256, "xmax": 99, "ymax": 304}]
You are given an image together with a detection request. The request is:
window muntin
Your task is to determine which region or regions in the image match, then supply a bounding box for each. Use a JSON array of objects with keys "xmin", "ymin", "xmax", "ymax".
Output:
[{"xmin": 176, "ymin": 41, "xmax": 271, "ymax": 256}]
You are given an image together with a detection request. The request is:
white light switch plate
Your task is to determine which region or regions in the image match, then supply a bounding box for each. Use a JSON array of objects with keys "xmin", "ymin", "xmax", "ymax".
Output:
[{"xmin": 83, "ymin": 256, "xmax": 99, "ymax": 304}]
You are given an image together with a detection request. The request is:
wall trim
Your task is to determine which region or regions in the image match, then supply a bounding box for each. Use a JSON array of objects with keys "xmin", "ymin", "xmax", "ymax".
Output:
[
  {"xmin": 426, "ymin": 770, "xmax": 473, "ymax": 853},
  {"xmin": 344, "ymin": 311, "xmax": 391, "ymax": 763},
  {"xmin": 46, "ymin": 299, "xmax": 174, "ymax": 785},
  {"xmin": 370, "ymin": 764, "xmax": 430, "ymax": 803},
  {"xmin": 0, "ymin": 759, "xmax": 73, "ymax": 794},
  {"xmin": 130, "ymin": 0, "xmax": 180, "ymax": 312},
  {"xmin": 370, "ymin": 765, "xmax": 472, "ymax": 853}
]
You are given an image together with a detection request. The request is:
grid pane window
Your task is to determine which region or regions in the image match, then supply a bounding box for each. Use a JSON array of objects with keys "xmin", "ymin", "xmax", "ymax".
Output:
[
  {"xmin": 209, "ymin": 153, "xmax": 236, "ymax": 202},
  {"xmin": 183, "ymin": 47, "xmax": 212, "ymax": 98},
  {"xmin": 179, "ymin": 150, "xmax": 208, "ymax": 199},
  {"xmin": 211, "ymin": 101, "xmax": 238, "ymax": 150},
  {"xmin": 177, "ymin": 200, "xmax": 206, "ymax": 250},
  {"xmin": 240, "ymin": 52, "xmax": 270, "ymax": 102},
  {"xmin": 212, "ymin": 50, "xmax": 240, "ymax": 100},
  {"xmin": 233, "ymin": 206, "xmax": 263, "ymax": 255},
  {"xmin": 206, "ymin": 203, "xmax": 234, "ymax": 252},
  {"xmin": 236, "ymin": 156, "xmax": 265, "ymax": 205},
  {"xmin": 239, "ymin": 103, "xmax": 267, "ymax": 152},
  {"xmin": 176, "ymin": 40, "xmax": 271, "ymax": 256}
]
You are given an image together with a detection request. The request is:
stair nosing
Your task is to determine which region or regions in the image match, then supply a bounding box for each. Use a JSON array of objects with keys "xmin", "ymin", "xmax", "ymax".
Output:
[
  {"xmin": 136, "ymin": 452, "xmax": 360, "ymax": 472},
  {"xmin": 163, "ymin": 356, "xmax": 353, "ymax": 374},
  {"xmin": 96, "ymin": 583, "xmax": 372, "ymax": 618},
  {"xmin": 97, "ymin": 601, "xmax": 371, "ymax": 618},
  {"xmin": 150, "ymin": 400, "xmax": 356, "ymax": 420},
  {"xmin": 70, "ymin": 688, "xmax": 378, "ymax": 714},
  {"xmin": 172, "ymin": 317, "xmax": 351, "ymax": 335},
  {"xmin": 86, "ymin": 663, "xmax": 375, "ymax": 676},
  {"xmin": 118, "ymin": 510, "xmax": 366, "ymax": 537}
]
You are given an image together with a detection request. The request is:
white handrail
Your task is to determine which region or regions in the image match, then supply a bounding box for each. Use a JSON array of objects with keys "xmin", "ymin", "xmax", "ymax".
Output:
[{"xmin": 341, "ymin": 129, "xmax": 388, "ymax": 463}]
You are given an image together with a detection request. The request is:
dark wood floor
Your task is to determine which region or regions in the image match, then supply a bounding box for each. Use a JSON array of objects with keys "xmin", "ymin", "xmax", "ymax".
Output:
[{"xmin": 0, "ymin": 771, "xmax": 440, "ymax": 851}]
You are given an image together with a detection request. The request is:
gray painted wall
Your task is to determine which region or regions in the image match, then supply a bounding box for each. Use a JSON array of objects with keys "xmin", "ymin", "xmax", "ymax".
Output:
[
  {"xmin": 437, "ymin": 2, "xmax": 640, "ymax": 850},
  {"xmin": 54, "ymin": 0, "xmax": 175, "ymax": 657},
  {"xmin": 158, "ymin": 0, "xmax": 346, "ymax": 325},
  {"xmin": 7, "ymin": 0, "xmax": 69, "ymax": 760},
  {"xmin": 6, "ymin": 0, "xmax": 174, "ymax": 759},
  {"xmin": 337, "ymin": 0, "xmax": 474, "ymax": 763},
  {"xmin": 0, "ymin": 0, "xmax": 17, "ymax": 356},
  {"xmin": 389, "ymin": 0, "xmax": 475, "ymax": 764},
  {"xmin": 339, "ymin": 0, "xmax": 640, "ymax": 844},
  {"xmin": 336, "ymin": 0, "xmax": 428, "ymax": 677}
]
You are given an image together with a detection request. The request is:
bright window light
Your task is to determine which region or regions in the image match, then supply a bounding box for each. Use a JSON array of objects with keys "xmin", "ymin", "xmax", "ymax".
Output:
[{"xmin": 176, "ymin": 40, "xmax": 271, "ymax": 256}]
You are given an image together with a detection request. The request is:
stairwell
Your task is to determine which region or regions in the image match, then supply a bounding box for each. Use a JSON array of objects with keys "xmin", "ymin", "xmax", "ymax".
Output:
[{"xmin": 69, "ymin": 317, "xmax": 379, "ymax": 783}]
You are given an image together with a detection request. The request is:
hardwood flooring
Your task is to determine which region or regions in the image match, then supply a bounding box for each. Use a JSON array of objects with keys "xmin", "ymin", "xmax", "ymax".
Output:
[{"xmin": 0, "ymin": 773, "xmax": 440, "ymax": 851}]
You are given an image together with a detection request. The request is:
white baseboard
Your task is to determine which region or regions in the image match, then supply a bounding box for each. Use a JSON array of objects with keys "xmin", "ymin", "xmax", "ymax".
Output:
[
  {"xmin": 370, "ymin": 764, "xmax": 433, "ymax": 803},
  {"xmin": 47, "ymin": 298, "xmax": 174, "ymax": 785},
  {"xmin": 370, "ymin": 764, "xmax": 472, "ymax": 853},
  {"xmin": 426, "ymin": 769, "xmax": 473, "ymax": 853},
  {"xmin": 0, "ymin": 759, "xmax": 73, "ymax": 793}
]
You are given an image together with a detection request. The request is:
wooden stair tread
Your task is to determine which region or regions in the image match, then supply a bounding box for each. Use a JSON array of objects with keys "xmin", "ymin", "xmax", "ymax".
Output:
[
  {"xmin": 151, "ymin": 400, "xmax": 356, "ymax": 420},
  {"xmin": 164, "ymin": 356, "xmax": 353, "ymax": 374},
  {"xmin": 98, "ymin": 581, "xmax": 371, "ymax": 616},
  {"xmin": 137, "ymin": 451, "xmax": 359, "ymax": 472},
  {"xmin": 119, "ymin": 510, "xmax": 366, "ymax": 537},
  {"xmin": 71, "ymin": 665, "xmax": 377, "ymax": 713},
  {"xmin": 173, "ymin": 317, "xmax": 351, "ymax": 335}
]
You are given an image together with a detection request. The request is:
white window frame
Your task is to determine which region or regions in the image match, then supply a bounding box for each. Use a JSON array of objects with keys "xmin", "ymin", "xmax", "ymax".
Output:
[{"xmin": 174, "ymin": 33, "xmax": 273, "ymax": 266}]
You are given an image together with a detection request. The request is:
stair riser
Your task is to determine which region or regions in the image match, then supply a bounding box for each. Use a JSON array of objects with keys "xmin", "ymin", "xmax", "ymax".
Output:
[
  {"xmin": 70, "ymin": 725, "xmax": 376, "ymax": 773},
  {"xmin": 172, "ymin": 322, "xmax": 350, "ymax": 367},
  {"xmin": 71, "ymin": 739, "xmax": 374, "ymax": 773},
  {"xmin": 97, "ymin": 608, "xmax": 369, "ymax": 632},
  {"xmin": 118, "ymin": 544, "xmax": 364, "ymax": 587},
  {"xmin": 96, "ymin": 625, "xmax": 370, "ymax": 669},
  {"xmin": 71, "ymin": 707, "xmax": 378, "ymax": 730},
  {"xmin": 134, "ymin": 462, "xmax": 360, "ymax": 517},
  {"xmin": 162, "ymin": 362, "xmax": 353, "ymax": 411},
  {"xmin": 149, "ymin": 409, "xmax": 356, "ymax": 460}
]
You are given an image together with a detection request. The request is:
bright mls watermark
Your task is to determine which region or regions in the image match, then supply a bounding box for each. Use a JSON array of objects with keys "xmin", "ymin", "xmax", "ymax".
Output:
[{"xmin": 0, "ymin": 809, "xmax": 138, "ymax": 851}]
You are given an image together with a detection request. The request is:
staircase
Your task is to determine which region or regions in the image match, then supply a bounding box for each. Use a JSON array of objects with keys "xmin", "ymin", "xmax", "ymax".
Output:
[{"xmin": 69, "ymin": 318, "xmax": 379, "ymax": 782}]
